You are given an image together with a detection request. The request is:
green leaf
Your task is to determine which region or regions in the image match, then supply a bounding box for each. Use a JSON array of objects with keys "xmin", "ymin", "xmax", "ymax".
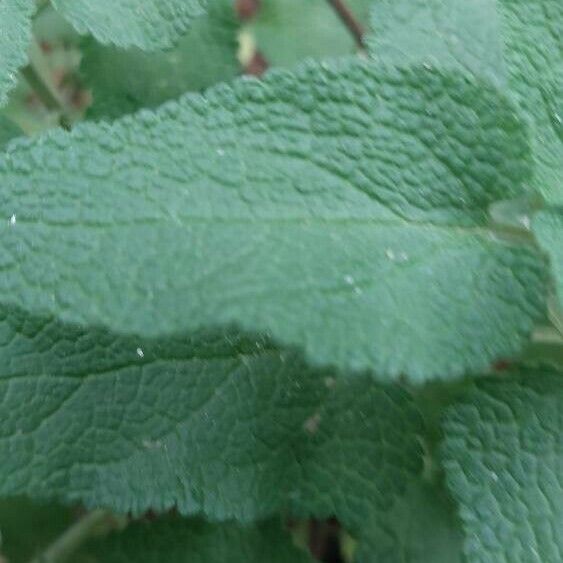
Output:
[
  {"xmin": 0, "ymin": 115, "xmax": 23, "ymax": 149},
  {"xmin": 355, "ymin": 481, "xmax": 463, "ymax": 563},
  {"xmin": 369, "ymin": 0, "xmax": 563, "ymax": 204},
  {"xmin": 0, "ymin": 305, "xmax": 423, "ymax": 522},
  {"xmin": 0, "ymin": 0, "xmax": 35, "ymax": 107},
  {"xmin": 83, "ymin": 517, "xmax": 312, "ymax": 563},
  {"xmin": 534, "ymin": 208, "xmax": 563, "ymax": 306},
  {"xmin": 0, "ymin": 61, "xmax": 547, "ymax": 380},
  {"xmin": 442, "ymin": 366, "xmax": 563, "ymax": 562},
  {"xmin": 249, "ymin": 0, "xmax": 371, "ymax": 68},
  {"xmin": 51, "ymin": 0, "xmax": 208, "ymax": 50},
  {"xmin": 82, "ymin": 0, "xmax": 239, "ymax": 120}
]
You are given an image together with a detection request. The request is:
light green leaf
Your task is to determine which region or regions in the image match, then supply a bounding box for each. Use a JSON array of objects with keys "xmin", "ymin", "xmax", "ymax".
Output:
[
  {"xmin": 355, "ymin": 481, "xmax": 463, "ymax": 563},
  {"xmin": 83, "ymin": 517, "xmax": 313, "ymax": 563},
  {"xmin": 51, "ymin": 0, "xmax": 208, "ymax": 50},
  {"xmin": 442, "ymin": 367, "xmax": 563, "ymax": 562},
  {"xmin": 534, "ymin": 208, "xmax": 563, "ymax": 305},
  {"xmin": 369, "ymin": 0, "xmax": 563, "ymax": 203},
  {"xmin": 0, "ymin": 0, "xmax": 35, "ymax": 107},
  {"xmin": 0, "ymin": 305, "xmax": 423, "ymax": 522},
  {"xmin": 82, "ymin": 0, "xmax": 239, "ymax": 120},
  {"xmin": 0, "ymin": 61, "xmax": 547, "ymax": 380},
  {"xmin": 249, "ymin": 0, "xmax": 371, "ymax": 68},
  {"xmin": 0, "ymin": 115, "xmax": 23, "ymax": 149}
]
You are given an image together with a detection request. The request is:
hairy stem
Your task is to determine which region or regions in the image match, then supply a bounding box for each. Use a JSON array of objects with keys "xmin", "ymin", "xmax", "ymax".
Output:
[
  {"xmin": 326, "ymin": 0, "xmax": 366, "ymax": 51},
  {"xmin": 29, "ymin": 510, "xmax": 125, "ymax": 563}
]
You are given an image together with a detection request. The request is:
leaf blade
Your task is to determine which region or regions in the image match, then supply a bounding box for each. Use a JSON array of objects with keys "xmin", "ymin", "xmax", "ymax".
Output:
[{"xmin": 0, "ymin": 61, "xmax": 547, "ymax": 380}]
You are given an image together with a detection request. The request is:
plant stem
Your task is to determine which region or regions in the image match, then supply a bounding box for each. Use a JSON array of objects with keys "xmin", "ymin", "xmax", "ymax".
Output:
[
  {"xmin": 326, "ymin": 0, "xmax": 366, "ymax": 51},
  {"xmin": 21, "ymin": 38, "xmax": 71, "ymax": 129},
  {"xmin": 29, "ymin": 510, "xmax": 124, "ymax": 563}
]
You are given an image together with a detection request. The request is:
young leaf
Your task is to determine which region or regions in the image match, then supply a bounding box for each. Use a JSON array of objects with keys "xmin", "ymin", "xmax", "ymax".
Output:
[
  {"xmin": 0, "ymin": 61, "xmax": 547, "ymax": 380},
  {"xmin": 534, "ymin": 209, "xmax": 563, "ymax": 305},
  {"xmin": 442, "ymin": 367, "xmax": 563, "ymax": 562},
  {"xmin": 0, "ymin": 0, "xmax": 35, "ymax": 107},
  {"xmin": 369, "ymin": 0, "xmax": 563, "ymax": 204},
  {"xmin": 51, "ymin": 0, "xmax": 209, "ymax": 50},
  {"xmin": 0, "ymin": 305, "xmax": 423, "ymax": 523},
  {"xmin": 82, "ymin": 0, "xmax": 239, "ymax": 120},
  {"xmin": 83, "ymin": 517, "xmax": 313, "ymax": 562}
]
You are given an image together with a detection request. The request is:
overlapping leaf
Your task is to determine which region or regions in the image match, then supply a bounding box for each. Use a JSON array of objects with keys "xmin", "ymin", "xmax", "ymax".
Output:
[
  {"xmin": 51, "ymin": 0, "xmax": 209, "ymax": 50},
  {"xmin": 0, "ymin": 61, "xmax": 547, "ymax": 380},
  {"xmin": 369, "ymin": 0, "xmax": 563, "ymax": 204},
  {"xmin": 0, "ymin": 304, "xmax": 422, "ymax": 523},
  {"xmin": 442, "ymin": 367, "xmax": 563, "ymax": 562},
  {"xmin": 82, "ymin": 0, "xmax": 239, "ymax": 120},
  {"xmin": 0, "ymin": 0, "xmax": 35, "ymax": 107}
]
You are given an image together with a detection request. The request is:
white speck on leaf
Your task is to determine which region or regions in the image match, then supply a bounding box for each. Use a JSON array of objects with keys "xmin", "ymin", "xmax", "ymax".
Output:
[
  {"xmin": 385, "ymin": 248, "xmax": 395, "ymax": 260},
  {"xmin": 303, "ymin": 412, "xmax": 322, "ymax": 435},
  {"xmin": 216, "ymin": 148, "xmax": 225, "ymax": 156},
  {"xmin": 344, "ymin": 275, "xmax": 354, "ymax": 285},
  {"xmin": 555, "ymin": 113, "xmax": 562, "ymax": 124},
  {"xmin": 491, "ymin": 471, "xmax": 498, "ymax": 482},
  {"xmin": 136, "ymin": 347, "xmax": 144, "ymax": 358},
  {"xmin": 9, "ymin": 214, "xmax": 16, "ymax": 226}
]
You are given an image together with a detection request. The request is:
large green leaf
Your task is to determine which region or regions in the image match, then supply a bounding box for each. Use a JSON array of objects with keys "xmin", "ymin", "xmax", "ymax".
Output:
[
  {"xmin": 442, "ymin": 367, "xmax": 563, "ymax": 562},
  {"xmin": 82, "ymin": 0, "xmax": 239, "ymax": 120},
  {"xmin": 51, "ymin": 0, "xmax": 208, "ymax": 50},
  {"xmin": 0, "ymin": 304, "xmax": 423, "ymax": 523},
  {"xmin": 0, "ymin": 0, "xmax": 35, "ymax": 107},
  {"xmin": 0, "ymin": 61, "xmax": 547, "ymax": 380},
  {"xmin": 369, "ymin": 0, "xmax": 563, "ymax": 204},
  {"xmin": 249, "ymin": 0, "xmax": 372, "ymax": 68},
  {"xmin": 84, "ymin": 517, "xmax": 313, "ymax": 563}
]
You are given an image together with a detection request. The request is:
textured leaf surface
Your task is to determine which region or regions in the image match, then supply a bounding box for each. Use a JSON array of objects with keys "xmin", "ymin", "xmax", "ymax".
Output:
[
  {"xmin": 369, "ymin": 0, "xmax": 563, "ymax": 203},
  {"xmin": 0, "ymin": 61, "xmax": 547, "ymax": 380},
  {"xmin": 443, "ymin": 367, "xmax": 563, "ymax": 562},
  {"xmin": 0, "ymin": 0, "xmax": 35, "ymax": 107},
  {"xmin": 534, "ymin": 209, "xmax": 563, "ymax": 304},
  {"xmin": 82, "ymin": 0, "xmax": 239, "ymax": 120},
  {"xmin": 249, "ymin": 0, "xmax": 371, "ymax": 68},
  {"xmin": 0, "ymin": 305, "xmax": 422, "ymax": 522},
  {"xmin": 84, "ymin": 517, "xmax": 312, "ymax": 563},
  {"xmin": 51, "ymin": 0, "xmax": 208, "ymax": 50},
  {"xmin": 355, "ymin": 482, "xmax": 463, "ymax": 563}
]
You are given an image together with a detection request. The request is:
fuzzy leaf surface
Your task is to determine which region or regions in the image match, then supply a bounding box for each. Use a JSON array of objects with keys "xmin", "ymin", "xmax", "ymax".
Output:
[
  {"xmin": 0, "ymin": 304, "xmax": 422, "ymax": 523},
  {"xmin": 443, "ymin": 367, "xmax": 563, "ymax": 562},
  {"xmin": 0, "ymin": 0, "xmax": 35, "ymax": 107},
  {"xmin": 51, "ymin": 0, "xmax": 208, "ymax": 50},
  {"xmin": 369, "ymin": 0, "xmax": 563, "ymax": 203},
  {"xmin": 0, "ymin": 61, "xmax": 547, "ymax": 380}
]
